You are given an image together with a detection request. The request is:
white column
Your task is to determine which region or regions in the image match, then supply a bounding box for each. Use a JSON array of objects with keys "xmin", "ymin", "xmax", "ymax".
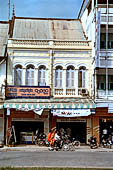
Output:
[
  {"xmin": 34, "ymin": 68, "xmax": 38, "ymax": 86},
  {"xmin": 63, "ymin": 69, "xmax": 66, "ymax": 96},
  {"xmin": 85, "ymin": 70, "xmax": 88, "ymax": 89},
  {"xmin": 46, "ymin": 69, "xmax": 48, "ymax": 86},
  {"xmin": 22, "ymin": 68, "xmax": 26, "ymax": 85},
  {"xmin": 53, "ymin": 69, "xmax": 55, "ymax": 95},
  {"xmin": 75, "ymin": 69, "xmax": 78, "ymax": 95}
]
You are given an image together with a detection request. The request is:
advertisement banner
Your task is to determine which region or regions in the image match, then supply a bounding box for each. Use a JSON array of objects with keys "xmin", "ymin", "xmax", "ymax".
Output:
[
  {"xmin": 51, "ymin": 109, "xmax": 91, "ymax": 117},
  {"xmin": 6, "ymin": 86, "xmax": 50, "ymax": 99}
]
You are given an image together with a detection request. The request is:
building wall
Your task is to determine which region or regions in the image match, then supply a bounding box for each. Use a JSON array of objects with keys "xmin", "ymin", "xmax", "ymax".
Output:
[
  {"xmin": 0, "ymin": 109, "xmax": 4, "ymax": 142},
  {"xmin": 7, "ymin": 41, "xmax": 93, "ymax": 98}
]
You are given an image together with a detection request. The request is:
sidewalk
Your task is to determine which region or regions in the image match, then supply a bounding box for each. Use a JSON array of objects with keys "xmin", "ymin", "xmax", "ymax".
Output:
[{"xmin": 1, "ymin": 144, "xmax": 113, "ymax": 152}]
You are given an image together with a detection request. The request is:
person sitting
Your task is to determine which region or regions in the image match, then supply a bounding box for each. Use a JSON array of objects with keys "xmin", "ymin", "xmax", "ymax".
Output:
[
  {"xmin": 54, "ymin": 130, "xmax": 61, "ymax": 149},
  {"xmin": 49, "ymin": 127, "xmax": 56, "ymax": 150},
  {"xmin": 47, "ymin": 130, "xmax": 52, "ymax": 143}
]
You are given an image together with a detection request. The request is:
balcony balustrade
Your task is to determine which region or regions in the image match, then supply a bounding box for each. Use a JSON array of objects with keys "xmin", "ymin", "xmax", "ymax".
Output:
[{"xmin": 97, "ymin": 90, "xmax": 113, "ymax": 98}]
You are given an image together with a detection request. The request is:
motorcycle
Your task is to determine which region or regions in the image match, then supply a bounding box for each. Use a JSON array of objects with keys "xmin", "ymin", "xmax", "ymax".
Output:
[
  {"xmin": 69, "ymin": 138, "xmax": 80, "ymax": 151},
  {"xmin": 35, "ymin": 132, "xmax": 47, "ymax": 146},
  {"xmin": 88, "ymin": 136, "xmax": 98, "ymax": 149},
  {"xmin": 48, "ymin": 134, "xmax": 70, "ymax": 151},
  {"xmin": 101, "ymin": 136, "xmax": 112, "ymax": 149}
]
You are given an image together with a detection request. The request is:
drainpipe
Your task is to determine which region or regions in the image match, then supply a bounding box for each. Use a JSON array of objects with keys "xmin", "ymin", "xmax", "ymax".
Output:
[
  {"xmin": 49, "ymin": 41, "xmax": 54, "ymax": 97},
  {"xmin": 105, "ymin": 0, "xmax": 109, "ymax": 97}
]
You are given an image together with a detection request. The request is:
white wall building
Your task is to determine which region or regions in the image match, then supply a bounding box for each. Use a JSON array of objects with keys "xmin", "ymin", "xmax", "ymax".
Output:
[
  {"xmin": 78, "ymin": 0, "xmax": 113, "ymax": 143},
  {"xmin": 4, "ymin": 16, "xmax": 95, "ymax": 145}
]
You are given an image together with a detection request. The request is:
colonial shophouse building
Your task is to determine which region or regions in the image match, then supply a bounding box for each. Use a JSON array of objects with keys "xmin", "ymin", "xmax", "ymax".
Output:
[
  {"xmin": 78, "ymin": 0, "xmax": 113, "ymax": 143},
  {"xmin": 3, "ymin": 15, "xmax": 95, "ymax": 145}
]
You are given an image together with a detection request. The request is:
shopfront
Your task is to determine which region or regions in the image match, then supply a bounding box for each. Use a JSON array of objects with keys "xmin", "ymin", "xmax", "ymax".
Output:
[
  {"xmin": 93, "ymin": 105, "xmax": 113, "ymax": 144},
  {"xmin": 50, "ymin": 101, "xmax": 96, "ymax": 144},
  {"xmin": 4, "ymin": 86, "xmax": 96, "ymax": 145}
]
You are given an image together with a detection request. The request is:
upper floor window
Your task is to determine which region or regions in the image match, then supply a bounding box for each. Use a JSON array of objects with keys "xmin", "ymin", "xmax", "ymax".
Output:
[
  {"xmin": 100, "ymin": 25, "xmax": 113, "ymax": 49},
  {"xmin": 26, "ymin": 65, "xmax": 34, "ymax": 86},
  {"xmin": 66, "ymin": 66, "xmax": 75, "ymax": 88},
  {"xmin": 55, "ymin": 66, "xmax": 63, "ymax": 88},
  {"xmin": 14, "ymin": 65, "xmax": 22, "ymax": 86},
  {"xmin": 108, "ymin": 75, "xmax": 113, "ymax": 90},
  {"xmin": 97, "ymin": 75, "xmax": 106, "ymax": 90},
  {"xmin": 78, "ymin": 66, "xmax": 86, "ymax": 88},
  {"xmin": 38, "ymin": 65, "xmax": 46, "ymax": 86}
]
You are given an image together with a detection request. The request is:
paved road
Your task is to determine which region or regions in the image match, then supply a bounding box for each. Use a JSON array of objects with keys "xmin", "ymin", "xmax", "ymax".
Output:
[{"xmin": 0, "ymin": 150, "xmax": 113, "ymax": 168}]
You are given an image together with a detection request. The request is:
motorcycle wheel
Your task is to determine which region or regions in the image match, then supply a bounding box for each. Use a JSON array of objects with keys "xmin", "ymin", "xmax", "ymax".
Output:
[
  {"xmin": 75, "ymin": 141, "xmax": 80, "ymax": 147},
  {"xmin": 62, "ymin": 144, "xmax": 70, "ymax": 151}
]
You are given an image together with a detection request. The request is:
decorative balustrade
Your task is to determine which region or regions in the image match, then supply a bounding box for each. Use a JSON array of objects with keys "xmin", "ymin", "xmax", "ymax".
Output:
[
  {"xmin": 54, "ymin": 41, "xmax": 89, "ymax": 46},
  {"xmin": 54, "ymin": 88, "xmax": 63, "ymax": 96},
  {"xmin": 66, "ymin": 88, "xmax": 76, "ymax": 95},
  {"xmin": 101, "ymin": 15, "xmax": 113, "ymax": 22},
  {"xmin": 97, "ymin": 90, "xmax": 113, "ymax": 98},
  {"xmin": 8, "ymin": 39, "xmax": 89, "ymax": 47}
]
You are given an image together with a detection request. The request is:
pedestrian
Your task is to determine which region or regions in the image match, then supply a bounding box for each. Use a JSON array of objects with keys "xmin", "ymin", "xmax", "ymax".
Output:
[
  {"xmin": 47, "ymin": 130, "xmax": 52, "ymax": 143},
  {"xmin": 50, "ymin": 127, "xmax": 56, "ymax": 149}
]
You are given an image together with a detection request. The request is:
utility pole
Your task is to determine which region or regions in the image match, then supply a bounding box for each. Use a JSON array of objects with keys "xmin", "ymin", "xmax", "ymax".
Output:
[{"xmin": 8, "ymin": 0, "xmax": 11, "ymax": 20}]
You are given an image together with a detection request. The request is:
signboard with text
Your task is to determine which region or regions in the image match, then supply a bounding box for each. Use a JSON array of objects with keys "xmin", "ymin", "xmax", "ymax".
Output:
[
  {"xmin": 51, "ymin": 109, "xmax": 91, "ymax": 117},
  {"xmin": 6, "ymin": 86, "xmax": 50, "ymax": 99}
]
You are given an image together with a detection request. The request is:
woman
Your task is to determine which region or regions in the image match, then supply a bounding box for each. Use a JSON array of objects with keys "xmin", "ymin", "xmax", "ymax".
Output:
[{"xmin": 50, "ymin": 127, "xmax": 56, "ymax": 148}]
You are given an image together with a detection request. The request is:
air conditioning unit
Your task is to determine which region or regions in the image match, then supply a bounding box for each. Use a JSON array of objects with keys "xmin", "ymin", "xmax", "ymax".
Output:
[{"xmin": 79, "ymin": 88, "xmax": 89, "ymax": 96}]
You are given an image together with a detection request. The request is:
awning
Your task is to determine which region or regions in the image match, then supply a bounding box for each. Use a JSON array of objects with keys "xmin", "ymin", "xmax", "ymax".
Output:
[{"xmin": 4, "ymin": 98, "xmax": 96, "ymax": 109}]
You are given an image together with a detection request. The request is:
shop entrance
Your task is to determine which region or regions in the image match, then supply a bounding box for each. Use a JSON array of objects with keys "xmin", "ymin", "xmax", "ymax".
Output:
[
  {"xmin": 56, "ymin": 122, "xmax": 86, "ymax": 143},
  {"xmin": 99, "ymin": 118, "xmax": 113, "ymax": 143},
  {"xmin": 12, "ymin": 121, "xmax": 44, "ymax": 144}
]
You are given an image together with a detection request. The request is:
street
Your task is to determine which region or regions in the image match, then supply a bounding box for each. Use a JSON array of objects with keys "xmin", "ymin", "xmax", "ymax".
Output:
[{"xmin": 0, "ymin": 150, "xmax": 113, "ymax": 168}]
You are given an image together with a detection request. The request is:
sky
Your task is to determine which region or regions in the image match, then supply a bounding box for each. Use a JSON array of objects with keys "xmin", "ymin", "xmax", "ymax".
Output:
[{"xmin": 0, "ymin": 0, "xmax": 83, "ymax": 21}]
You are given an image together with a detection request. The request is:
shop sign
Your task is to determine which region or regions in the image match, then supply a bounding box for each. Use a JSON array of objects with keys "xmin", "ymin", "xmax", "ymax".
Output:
[
  {"xmin": 57, "ymin": 119, "xmax": 86, "ymax": 122},
  {"xmin": 6, "ymin": 86, "xmax": 50, "ymax": 99},
  {"xmin": 51, "ymin": 109, "xmax": 91, "ymax": 117}
]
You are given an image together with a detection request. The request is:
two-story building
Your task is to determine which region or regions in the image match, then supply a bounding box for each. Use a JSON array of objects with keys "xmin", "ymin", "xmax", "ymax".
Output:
[
  {"xmin": 4, "ymin": 15, "xmax": 95, "ymax": 145},
  {"xmin": 78, "ymin": 0, "xmax": 113, "ymax": 143}
]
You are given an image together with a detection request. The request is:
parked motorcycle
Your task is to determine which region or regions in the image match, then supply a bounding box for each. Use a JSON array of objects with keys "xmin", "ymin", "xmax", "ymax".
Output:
[
  {"xmin": 101, "ymin": 135, "xmax": 112, "ymax": 149},
  {"xmin": 88, "ymin": 136, "xmax": 98, "ymax": 149},
  {"xmin": 35, "ymin": 132, "xmax": 47, "ymax": 146}
]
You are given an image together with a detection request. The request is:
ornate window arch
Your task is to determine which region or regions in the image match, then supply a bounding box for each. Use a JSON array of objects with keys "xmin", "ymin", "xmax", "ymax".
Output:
[
  {"xmin": 78, "ymin": 66, "xmax": 86, "ymax": 88},
  {"xmin": 55, "ymin": 66, "xmax": 63, "ymax": 88},
  {"xmin": 38, "ymin": 65, "xmax": 47, "ymax": 86},
  {"xmin": 14, "ymin": 65, "xmax": 22, "ymax": 86},
  {"xmin": 66, "ymin": 65, "xmax": 75, "ymax": 88},
  {"xmin": 25, "ymin": 64, "xmax": 35, "ymax": 86}
]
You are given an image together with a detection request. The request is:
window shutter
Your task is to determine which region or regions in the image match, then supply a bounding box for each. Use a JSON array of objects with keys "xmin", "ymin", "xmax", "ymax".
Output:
[
  {"xmin": 17, "ymin": 69, "xmax": 22, "ymax": 85},
  {"xmin": 14, "ymin": 68, "xmax": 22, "ymax": 86},
  {"xmin": 55, "ymin": 69, "xmax": 62, "ymax": 88},
  {"xmin": 39, "ymin": 68, "xmax": 46, "ymax": 86},
  {"xmin": 72, "ymin": 71, "xmax": 74, "ymax": 87},
  {"xmin": 26, "ymin": 69, "xmax": 34, "ymax": 86}
]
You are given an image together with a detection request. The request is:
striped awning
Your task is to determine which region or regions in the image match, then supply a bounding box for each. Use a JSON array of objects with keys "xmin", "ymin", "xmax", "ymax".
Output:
[{"xmin": 4, "ymin": 98, "xmax": 96, "ymax": 109}]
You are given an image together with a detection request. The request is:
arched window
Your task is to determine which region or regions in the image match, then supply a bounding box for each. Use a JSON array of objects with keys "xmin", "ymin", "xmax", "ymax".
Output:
[
  {"xmin": 38, "ymin": 65, "xmax": 46, "ymax": 86},
  {"xmin": 66, "ymin": 66, "xmax": 75, "ymax": 88},
  {"xmin": 55, "ymin": 66, "xmax": 63, "ymax": 88},
  {"xmin": 78, "ymin": 66, "xmax": 86, "ymax": 88},
  {"xmin": 26, "ymin": 65, "xmax": 34, "ymax": 86},
  {"xmin": 14, "ymin": 65, "xmax": 22, "ymax": 86}
]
